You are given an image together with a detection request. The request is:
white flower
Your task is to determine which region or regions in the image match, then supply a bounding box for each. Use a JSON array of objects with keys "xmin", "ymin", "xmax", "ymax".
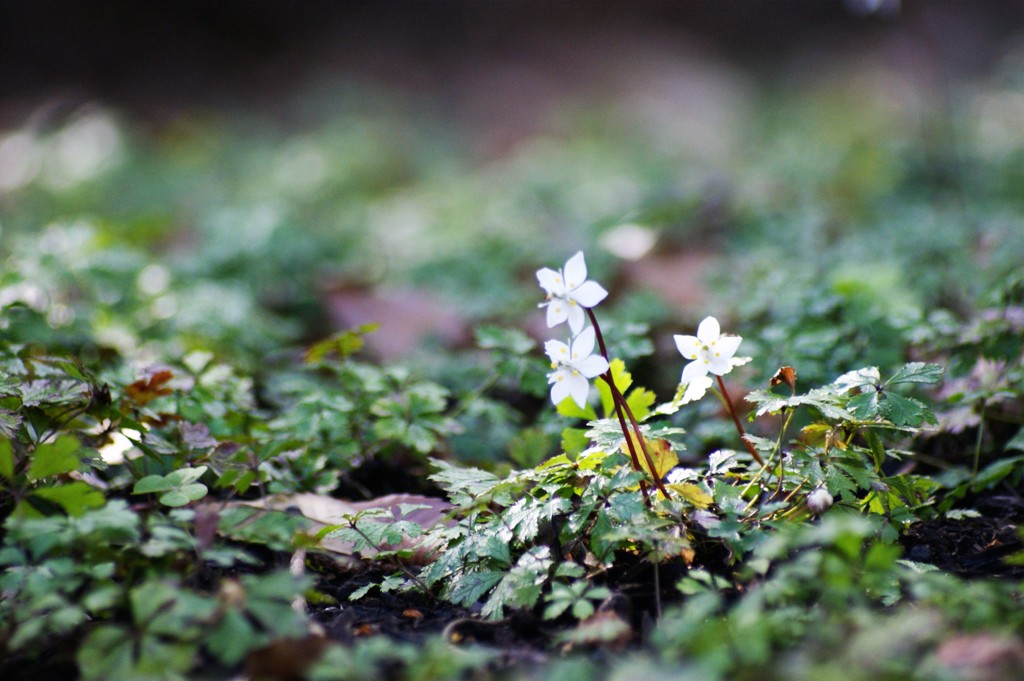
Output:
[
  {"xmin": 674, "ymin": 316, "xmax": 743, "ymax": 381},
  {"xmin": 673, "ymin": 316, "xmax": 745, "ymax": 403},
  {"xmin": 545, "ymin": 327, "xmax": 610, "ymax": 409},
  {"xmin": 537, "ymin": 251, "xmax": 608, "ymax": 335}
]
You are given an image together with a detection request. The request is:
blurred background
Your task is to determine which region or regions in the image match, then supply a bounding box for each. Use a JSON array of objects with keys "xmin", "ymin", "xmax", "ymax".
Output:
[{"xmin": 3, "ymin": 1, "xmax": 1024, "ymax": 443}]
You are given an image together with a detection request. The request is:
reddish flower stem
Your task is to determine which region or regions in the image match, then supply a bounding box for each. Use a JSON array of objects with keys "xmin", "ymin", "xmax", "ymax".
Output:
[
  {"xmin": 715, "ymin": 375, "xmax": 765, "ymax": 466},
  {"xmin": 586, "ymin": 309, "xmax": 670, "ymax": 499}
]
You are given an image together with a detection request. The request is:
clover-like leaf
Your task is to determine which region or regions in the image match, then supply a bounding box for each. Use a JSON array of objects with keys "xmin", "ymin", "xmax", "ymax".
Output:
[{"xmin": 133, "ymin": 466, "xmax": 209, "ymax": 507}]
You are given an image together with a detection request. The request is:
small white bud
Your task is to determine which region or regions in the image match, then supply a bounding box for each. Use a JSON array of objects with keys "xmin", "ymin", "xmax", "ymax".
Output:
[{"xmin": 807, "ymin": 487, "xmax": 834, "ymax": 514}]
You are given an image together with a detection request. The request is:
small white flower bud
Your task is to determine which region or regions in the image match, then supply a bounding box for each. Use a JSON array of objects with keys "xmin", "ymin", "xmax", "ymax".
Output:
[{"xmin": 807, "ymin": 487, "xmax": 834, "ymax": 514}]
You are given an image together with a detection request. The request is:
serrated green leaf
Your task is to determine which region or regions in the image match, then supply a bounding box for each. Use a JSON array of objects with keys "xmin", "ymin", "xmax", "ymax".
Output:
[
  {"xmin": 429, "ymin": 458, "xmax": 500, "ymax": 506},
  {"xmin": 879, "ymin": 393, "xmax": 929, "ymax": 428},
  {"xmin": 886, "ymin": 362, "xmax": 943, "ymax": 386},
  {"xmin": 834, "ymin": 367, "xmax": 881, "ymax": 393},
  {"xmin": 625, "ymin": 386, "xmax": 656, "ymax": 422},
  {"xmin": 482, "ymin": 547, "xmax": 551, "ymax": 618},
  {"xmin": 622, "ymin": 434, "xmax": 677, "ymax": 480},
  {"xmin": 27, "ymin": 435, "xmax": 81, "ymax": 481},
  {"xmin": 447, "ymin": 570, "xmax": 505, "ymax": 608},
  {"xmin": 863, "ymin": 430, "xmax": 887, "ymax": 469},
  {"xmin": 505, "ymin": 496, "xmax": 571, "ymax": 542},
  {"xmin": 595, "ymin": 359, "xmax": 631, "ymax": 419},
  {"xmin": 668, "ymin": 482, "xmax": 713, "ymax": 509},
  {"xmin": 848, "ymin": 391, "xmax": 881, "ymax": 420},
  {"xmin": 20, "ymin": 379, "xmax": 89, "ymax": 408},
  {"xmin": 0, "ymin": 409, "xmax": 21, "ymax": 439}
]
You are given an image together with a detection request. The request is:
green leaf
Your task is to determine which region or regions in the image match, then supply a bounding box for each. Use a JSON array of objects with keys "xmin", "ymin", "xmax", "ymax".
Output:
[
  {"xmin": 206, "ymin": 609, "xmax": 258, "ymax": 666},
  {"xmin": 0, "ymin": 438, "xmax": 13, "ymax": 481},
  {"xmin": 971, "ymin": 455, "xmax": 1024, "ymax": 492},
  {"xmin": 886, "ymin": 362, "xmax": 943, "ymax": 386},
  {"xmin": 668, "ymin": 482, "xmax": 714, "ymax": 509},
  {"xmin": 159, "ymin": 490, "xmax": 193, "ymax": 507},
  {"xmin": 20, "ymin": 379, "xmax": 89, "ymax": 408},
  {"xmin": 429, "ymin": 458, "xmax": 500, "ymax": 506},
  {"xmin": 0, "ymin": 409, "xmax": 21, "ymax": 439},
  {"xmin": 77, "ymin": 625, "xmax": 136, "ymax": 681},
  {"xmin": 847, "ymin": 391, "xmax": 881, "ymax": 420},
  {"xmin": 27, "ymin": 435, "xmax": 81, "ymax": 481},
  {"xmin": 504, "ymin": 496, "xmax": 571, "ymax": 542},
  {"xmin": 30, "ymin": 482, "xmax": 105, "ymax": 517},
  {"xmin": 134, "ymin": 468, "xmax": 208, "ymax": 507},
  {"xmin": 509, "ymin": 427, "xmax": 554, "ymax": 468},
  {"xmin": 167, "ymin": 466, "xmax": 208, "ymax": 486},
  {"xmin": 1006, "ymin": 426, "xmax": 1024, "ymax": 453},
  {"xmin": 560, "ymin": 428, "xmax": 589, "ymax": 457},
  {"xmin": 625, "ymin": 386, "xmax": 657, "ymax": 423},
  {"xmin": 178, "ymin": 483, "xmax": 209, "ymax": 501},
  {"xmin": 596, "ymin": 359, "xmax": 631, "ymax": 419},
  {"xmin": 133, "ymin": 475, "xmax": 174, "ymax": 494},
  {"xmin": 556, "ymin": 396, "xmax": 596, "ymax": 421},
  {"xmin": 878, "ymin": 393, "xmax": 930, "ymax": 428},
  {"xmin": 834, "ymin": 367, "xmax": 881, "ymax": 393},
  {"xmin": 447, "ymin": 570, "xmax": 505, "ymax": 608},
  {"xmin": 622, "ymin": 434, "xmax": 677, "ymax": 480},
  {"xmin": 305, "ymin": 324, "xmax": 379, "ymax": 363}
]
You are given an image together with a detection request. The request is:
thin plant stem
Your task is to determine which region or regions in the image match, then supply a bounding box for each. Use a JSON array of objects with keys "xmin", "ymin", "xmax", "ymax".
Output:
[
  {"xmin": 607, "ymin": 383, "xmax": 652, "ymax": 505},
  {"xmin": 715, "ymin": 375, "xmax": 765, "ymax": 466},
  {"xmin": 586, "ymin": 308, "xmax": 670, "ymax": 499},
  {"xmin": 973, "ymin": 410, "xmax": 985, "ymax": 478},
  {"xmin": 772, "ymin": 408, "xmax": 795, "ymax": 499}
]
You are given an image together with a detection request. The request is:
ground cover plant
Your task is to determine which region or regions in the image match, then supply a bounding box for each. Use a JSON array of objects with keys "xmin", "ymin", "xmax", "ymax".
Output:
[{"xmin": 2, "ymin": 63, "xmax": 1024, "ymax": 681}]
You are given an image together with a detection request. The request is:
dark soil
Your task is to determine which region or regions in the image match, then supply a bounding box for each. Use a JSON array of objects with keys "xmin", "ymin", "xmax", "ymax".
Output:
[{"xmin": 901, "ymin": 497, "xmax": 1024, "ymax": 579}]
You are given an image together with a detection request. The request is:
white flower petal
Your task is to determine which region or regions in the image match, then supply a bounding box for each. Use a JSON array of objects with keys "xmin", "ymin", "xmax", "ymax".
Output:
[
  {"xmin": 696, "ymin": 316, "xmax": 721, "ymax": 345},
  {"xmin": 546, "ymin": 301, "xmax": 568, "ymax": 328},
  {"xmin": 681, "ymin": 360, "xmax": 709, "ymax": 384},
  {"xmin": 681, "ymin": 375, "xmax": 713, "ymax": 403},
  {"xmin": 536, "ymin": 267, "xmax": 564, "ymax": 295},
  {"xmin": 673, "ymin": 334, "xmax": 701, "ymax": 360},
  {"xmin": 566, "ymin": 372, "xmax": 591, "ymax": 409},
  {"xmin": 562, "ymin": 251, "xmax": 588, "ymax": 290},
  {"xmin": 707, "ymin": 355, "xmax": 733, "ymax": 376},
  {"xmin": 713, "ymin": 334, "xmax": 742, "ymax": 360},
  {"xmin": 571, "ymin": 281, "xmax": 608, "ymax": 308},
  {"xmin": 544, "ymin": 339, "xmax": 569, "ymax": 363},
  {"xmin": 575, "ymin": 355, "xmax": 610, "ymax": 378},
  {"xmin": 571, "ymin": 326, "xmax": 596, "ymax": 358},
  {"xmin": 567, "ymin": 304, "xmax": 586, "ymax": 335},
  {"xmin": 550, "ymin": 375, "xmax": 572, "ymax": 406}
]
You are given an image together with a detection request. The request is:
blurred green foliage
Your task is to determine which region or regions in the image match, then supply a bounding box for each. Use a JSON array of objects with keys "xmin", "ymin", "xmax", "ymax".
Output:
[{"xmin": 1, "ymin": 63, "xmax": 1024, "ymax": 680}]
